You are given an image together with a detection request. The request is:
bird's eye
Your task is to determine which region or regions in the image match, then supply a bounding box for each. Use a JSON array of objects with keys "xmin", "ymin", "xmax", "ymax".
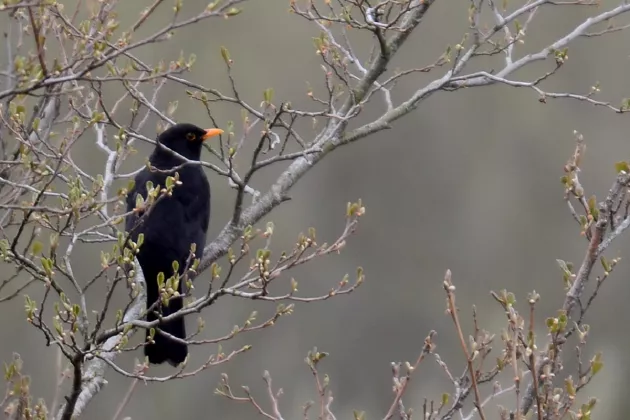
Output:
[{"xmin": 186, "ymin": 132, "xmax": 196, "ymax": 141}]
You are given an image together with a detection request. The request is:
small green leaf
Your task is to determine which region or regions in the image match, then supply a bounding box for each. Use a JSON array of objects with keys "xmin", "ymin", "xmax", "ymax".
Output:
[
  {"xmin": 353, "ymin": 411, "xmax": 365, "ymax": 420},
  {"xmin": 135, "ymin": 194, "xmax": 144, "ymax": 209},
  {"xmin": 211, "ymin": 262, "xmax": 221, "ymax": 279},
  {"xmin": 587, "ymin": 195, "xmax": 599, "ymax": 220},
  {"xmin": 167, "ymin": 101, "xmax": 179, "ymax": 116},
  {"xmin": 225, "ymin": 7, "xmax": 241, "ymax": 16},
  {"xmin": 31, "ymin": 240, "xmax": 43, "ymax": 255},
  {"xmin": 615, "ymin": 161, "xmax": 630, "ymax": 173},
  {"xmin": 441, "ymin": 393, "xmax": 449, "ymax": 406},
  {"xmin": 220, "ymin": 46, "xmax": 231, "ymax": 65},
  {"xmin": 263, "ymin": 88, "xmax": 274, "ymax": 105},
  {"xmin": 591, "ymin": 352, "xmax": 603, "ymax": 375},
  {"xmin": 565, "ymin": 377, "xmax": 576, "ymax": 397}
]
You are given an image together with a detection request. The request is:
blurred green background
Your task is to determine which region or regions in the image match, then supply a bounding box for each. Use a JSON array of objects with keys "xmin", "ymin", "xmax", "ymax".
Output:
[{"xmin": 2, "ymin": 0, "xmax": 630, "ymax": 419}]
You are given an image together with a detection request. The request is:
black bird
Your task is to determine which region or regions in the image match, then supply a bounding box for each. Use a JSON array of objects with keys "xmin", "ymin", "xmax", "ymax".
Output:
[{"xmin": 125, "ymin": 123, "xmax": 223, "ymax": 366}]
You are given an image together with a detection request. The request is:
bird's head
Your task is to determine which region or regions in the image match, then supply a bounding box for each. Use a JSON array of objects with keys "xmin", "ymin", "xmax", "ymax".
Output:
[{"xmin": 155, "ymin": 123, "xmax": 223, "ymax": 161}]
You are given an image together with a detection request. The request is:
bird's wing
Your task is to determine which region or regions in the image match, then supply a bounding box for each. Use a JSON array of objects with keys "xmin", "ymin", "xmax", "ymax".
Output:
[
  {"xmin": 182, "ymin": 176, "xmax": 210, "ymax": 260},
  {"xmin": 187, "ymin": 206, "xmax": 209, "ymax": 261},
  {"xmin": 126, "ymin": 166, "xmax": 209, "ymax": 265},
  {"xmin": 125, "ymin": 168, "xmax": 154, "ymax": 238}
]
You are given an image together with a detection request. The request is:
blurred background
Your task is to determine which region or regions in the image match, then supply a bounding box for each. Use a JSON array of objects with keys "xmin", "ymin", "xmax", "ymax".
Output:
[{"xmin": 2, "ymin": 0, "xmax": 630, "ymax": 419}]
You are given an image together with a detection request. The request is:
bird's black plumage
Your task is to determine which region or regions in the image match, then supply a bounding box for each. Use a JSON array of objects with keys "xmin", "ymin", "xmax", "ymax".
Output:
[{"xmin": 125, "ymin": 123, "xmax": 222, "ymax": 366}]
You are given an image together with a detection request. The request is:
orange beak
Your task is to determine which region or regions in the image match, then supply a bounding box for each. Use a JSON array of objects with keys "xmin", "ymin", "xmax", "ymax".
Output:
[{"xmin": 202, "ymin": 128, "xmax": 224, "ymax": 141}]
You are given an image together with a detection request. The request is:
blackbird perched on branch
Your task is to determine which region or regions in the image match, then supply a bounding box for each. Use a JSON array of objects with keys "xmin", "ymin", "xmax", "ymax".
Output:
[{"xmin": 125, "ymin": 123, "xmax": 223, "ymax": 366}]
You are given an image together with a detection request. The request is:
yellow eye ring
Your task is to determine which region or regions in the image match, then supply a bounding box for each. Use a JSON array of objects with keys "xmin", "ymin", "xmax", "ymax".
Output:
[{"xmin": 186, "ymin": 132, "xmax": 196, "ymax": 141}]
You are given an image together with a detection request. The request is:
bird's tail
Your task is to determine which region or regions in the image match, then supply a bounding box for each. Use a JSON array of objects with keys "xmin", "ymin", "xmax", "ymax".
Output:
[{"xmin": 145, "ymin": 295, "xmax": 188, "ymax": 366}]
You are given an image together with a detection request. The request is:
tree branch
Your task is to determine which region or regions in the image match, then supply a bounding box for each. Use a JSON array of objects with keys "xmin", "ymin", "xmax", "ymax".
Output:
[{"xmin": 55, "ymin": 258, "xmax": 146, "ymax": 420}]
